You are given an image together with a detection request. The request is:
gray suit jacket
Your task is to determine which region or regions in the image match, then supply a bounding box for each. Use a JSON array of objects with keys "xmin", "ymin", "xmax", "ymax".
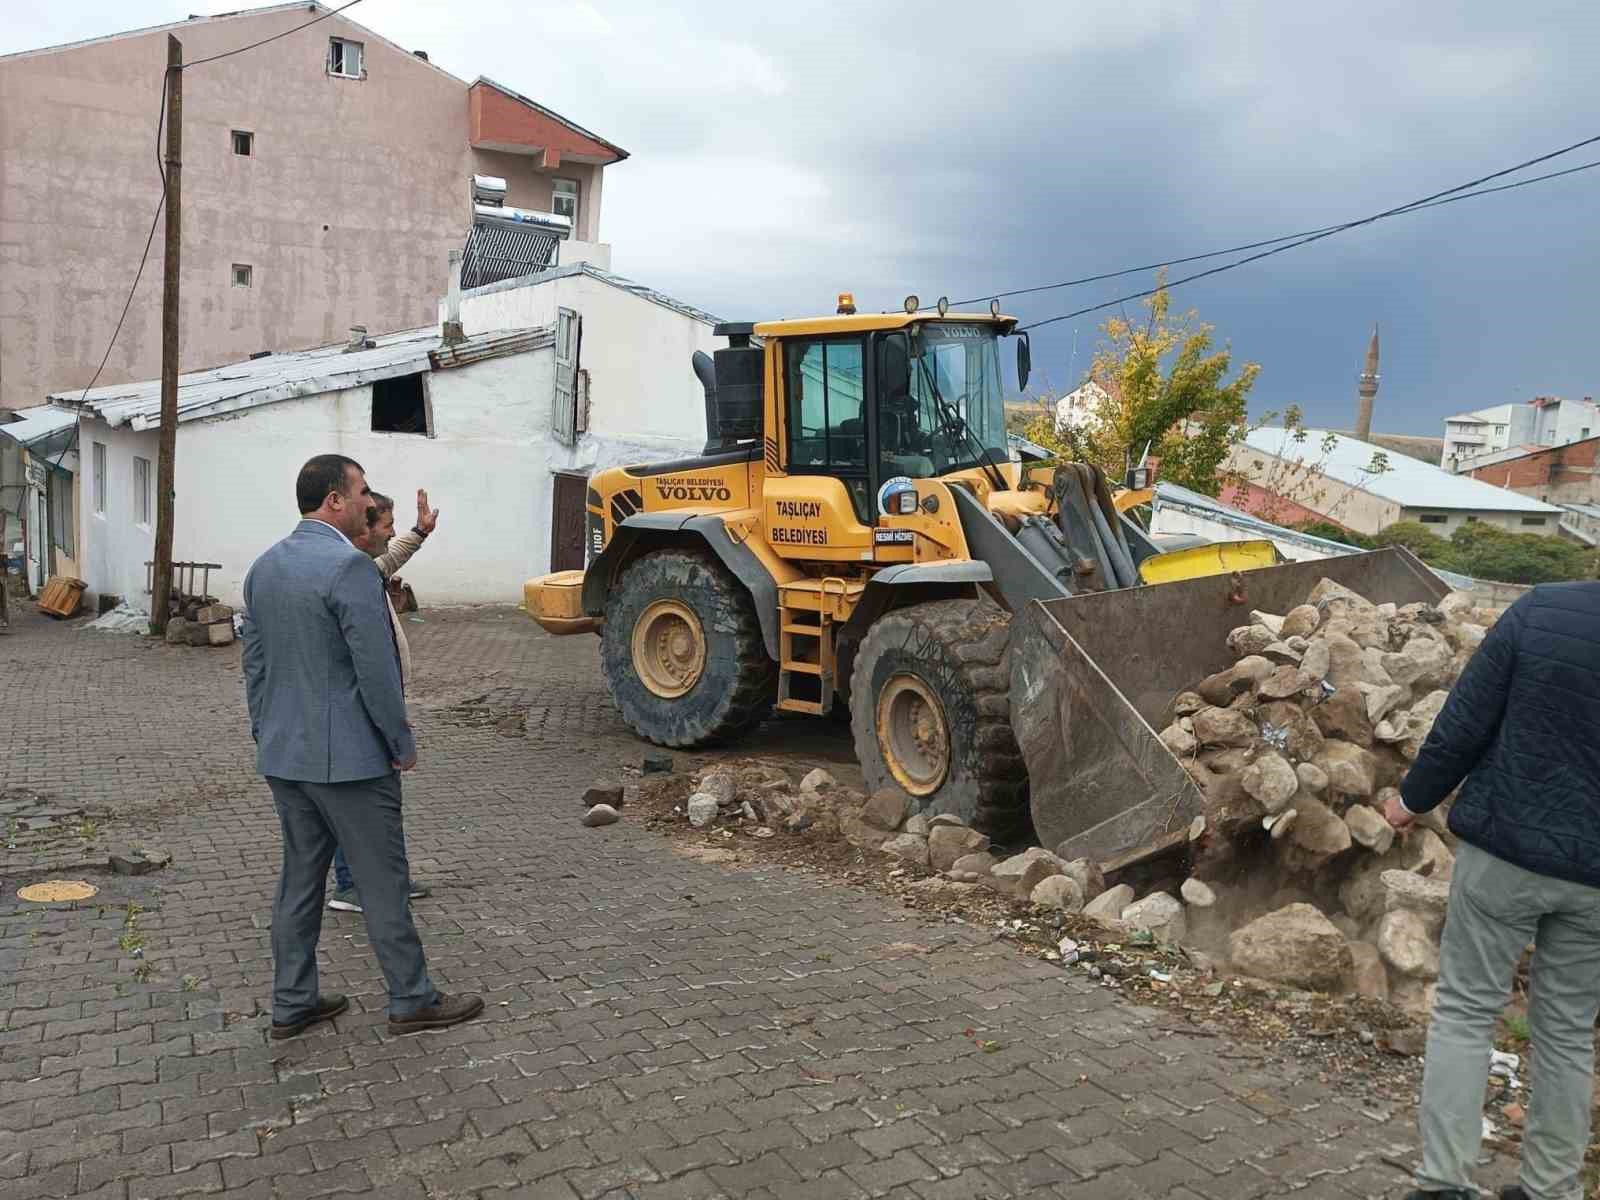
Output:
[{"xmin": 241, "ymin": 519, "xmax": 414, "ymax": 783}]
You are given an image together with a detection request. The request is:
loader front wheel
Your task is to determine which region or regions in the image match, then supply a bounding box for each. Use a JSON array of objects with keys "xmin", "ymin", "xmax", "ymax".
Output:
[
  {"xmin": 850, "ymin": 599, "xmax": 1030, "ymax": 841},
  {"xmin": 602, "ymin": 549, "xmax": 776, "ymax": 748}
]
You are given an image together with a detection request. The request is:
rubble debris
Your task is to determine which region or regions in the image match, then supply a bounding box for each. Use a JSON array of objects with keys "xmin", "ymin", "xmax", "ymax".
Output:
[
  {"xmin": 990, "ymin": 848, "xmax": 1066, "ymax": 898},
  {"xmin": 1030, "ymin": 875, "xmax": 1085, "ymax": 912},
  {"xmin": 948, "ymin": 851, "xmax": 997, "ymax": 883},
  {"xmin": 861, "ymin": 787, "xmax": 913, "ymax": 832},
  {"xmin": 1180, "ymin": 878, "xmax": 1216, "ymax": 908},
  {"xmin": 686, "ymin": 794, "xmax": 720, "ymax": 828},
  {"xmin": 800, "ymin": 768, "xmax": 837, "ymax": 795},
  {"xmin": 1083, "ymin": 883, "xmax": 1135, "ymax": 923},
  {"xmin": 581, "ymin": 804, "xmax": 620, "ymax": 828},
  {"xmin": 1122, "ymin": 892, "xmax": 1186, "ymax": 944},
  {"xmin": 1059, "ymin": 857, "xmax": 1106, "ymax": 902}
]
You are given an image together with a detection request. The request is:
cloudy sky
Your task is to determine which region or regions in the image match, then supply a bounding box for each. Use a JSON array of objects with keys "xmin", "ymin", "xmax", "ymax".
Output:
[{"xmin": 7, "ymin": 1, "xmax": 1596, "ymax": 434}]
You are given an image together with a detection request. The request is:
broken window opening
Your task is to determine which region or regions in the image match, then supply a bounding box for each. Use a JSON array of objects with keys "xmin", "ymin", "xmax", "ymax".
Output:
[
  {"xmin": 329, "ymin": 37, "xmax": 363, "ymax": 78},
  {"xmin": 231, "ymin": 130, "xmax": 254, "ymax": 156},
  {"xmin": 372, "ymin": 373, "xmax": 431, "ymax": 435},
  {"xmin": 232, "ymin": 263, "xmax": 253, "ymax": 288}
]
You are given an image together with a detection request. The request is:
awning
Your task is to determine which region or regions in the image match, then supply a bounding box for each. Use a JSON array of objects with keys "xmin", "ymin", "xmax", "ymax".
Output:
[{"xmin": 0, "ymin": 407, "xmax": 77, "ymax": 459}]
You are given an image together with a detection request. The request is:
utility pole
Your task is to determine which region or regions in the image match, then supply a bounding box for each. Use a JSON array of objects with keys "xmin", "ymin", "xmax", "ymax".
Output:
[{"xmin": 149, "ymin": 34, "xmax": 182, "ymax": 635}]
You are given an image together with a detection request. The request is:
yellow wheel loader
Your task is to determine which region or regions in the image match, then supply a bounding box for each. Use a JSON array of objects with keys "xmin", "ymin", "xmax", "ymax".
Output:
[{"xmin": 525, "ymin": 295, "xmax": 1447, "ymax": 855}]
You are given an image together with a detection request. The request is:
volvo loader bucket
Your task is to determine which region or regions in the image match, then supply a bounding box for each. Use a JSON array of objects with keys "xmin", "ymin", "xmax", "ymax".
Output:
[{"xmin": 1009, "ymin": 546, "xmax": 1449, "ymax": 863}]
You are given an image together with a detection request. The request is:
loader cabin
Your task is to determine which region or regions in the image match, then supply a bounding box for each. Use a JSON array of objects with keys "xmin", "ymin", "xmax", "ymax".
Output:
[{"xmin": 711, "ymin": 295, "xmax": 1030, "ymax": 527}]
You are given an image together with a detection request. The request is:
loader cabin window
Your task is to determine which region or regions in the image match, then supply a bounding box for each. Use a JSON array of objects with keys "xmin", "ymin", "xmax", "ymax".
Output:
[
  {"xmin": 785, "ymin": 338, "xmax": 870, "ymax": 521},
  {"xmin": 876, "ymin": 324, "xmax": 1009, "ymax": 481}
]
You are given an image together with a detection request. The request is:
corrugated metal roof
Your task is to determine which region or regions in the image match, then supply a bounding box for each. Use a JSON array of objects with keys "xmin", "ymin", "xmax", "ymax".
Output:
[
  {"xmin": 0, "ymin": 407, "xmax": 78, "ymax": 447},
  {"xmin": 1242, "ymin": 426, "xmax": 1560, "ymax": 515},
  {"xmin": 49, "ymin": 325, "xmax": 547, "ymax": 431},
  {"xmin": 462, "ymin": 261, "xmax": 724, "ymax": 327}
]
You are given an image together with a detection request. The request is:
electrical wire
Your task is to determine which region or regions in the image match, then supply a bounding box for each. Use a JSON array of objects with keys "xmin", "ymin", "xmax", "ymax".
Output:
[
  {"xmin": 1015, "ymin": 134, "xmax": 1600, "ymax": 332},
  {"xmin": 184, "ymin": 0, "xmax": 367, "ymax": 68}
]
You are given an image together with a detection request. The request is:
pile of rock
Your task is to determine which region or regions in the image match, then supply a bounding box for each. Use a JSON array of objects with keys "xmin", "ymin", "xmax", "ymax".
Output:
[
  {"xmin": 678, "ymin": 762, "xmax": 854, "ymax": 836},
  {"xmin": 165, "ymin": 602, "xmax": 236, "ymax": 648},
  {"xmin": 1144, "ymin": 580, "xmax": 1502, "ymax": 1013}
]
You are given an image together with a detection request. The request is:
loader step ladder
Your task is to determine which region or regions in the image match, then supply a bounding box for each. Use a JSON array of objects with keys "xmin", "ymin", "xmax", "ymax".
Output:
[{"xmin": 776, "ymin": 577, "xmax": 862, "ymax": 716}]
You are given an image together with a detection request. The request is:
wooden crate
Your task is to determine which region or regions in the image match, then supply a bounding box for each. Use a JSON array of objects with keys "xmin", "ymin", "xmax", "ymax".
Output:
[{"xmin": 38, "ymin": 576, "xmax": 86, "ymax": 619}]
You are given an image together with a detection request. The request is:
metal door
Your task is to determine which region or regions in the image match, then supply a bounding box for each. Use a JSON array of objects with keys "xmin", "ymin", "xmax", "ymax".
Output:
[{"xmin": 550, "ymin": 472, "xmax": 588, "ymax": 572}]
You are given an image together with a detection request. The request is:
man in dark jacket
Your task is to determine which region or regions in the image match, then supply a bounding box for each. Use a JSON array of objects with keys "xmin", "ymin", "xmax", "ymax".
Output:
[{"xmin": 1386, "ymin": 583, "xmax": 1600, "ymax": 1200}]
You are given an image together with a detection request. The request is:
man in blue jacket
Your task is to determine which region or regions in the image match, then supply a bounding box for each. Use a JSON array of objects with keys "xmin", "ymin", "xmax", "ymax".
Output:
[
  {"xmin": 1387, "ymin": 584, "xmax": 1600, "ymax": 1200},
  {"xmin": 242, "ymin": 454, "xmax": 481, "ymax": 1039}
]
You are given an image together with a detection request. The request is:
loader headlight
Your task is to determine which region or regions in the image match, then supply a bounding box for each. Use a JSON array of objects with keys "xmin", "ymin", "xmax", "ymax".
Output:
[
  {"xmin": 897, "ymin": 490, "xmax": 919, "ymax": 514},
  {"xmin": 904, "ymin": 294, "xmax": 920, "ymax": 314},
  {"xmin": 936, "ymin": 296, "xmax": 949, "ymax": 317}
]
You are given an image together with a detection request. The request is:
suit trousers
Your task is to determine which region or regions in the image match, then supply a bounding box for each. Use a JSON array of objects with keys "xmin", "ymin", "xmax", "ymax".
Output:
[
  {"xmin": 266, "ymin": 774, "xmax": 437, "ymax": 1022},
  {"xmin": 1416, "ymin": 841, "xmax": 1600, "ymax": 1200}
]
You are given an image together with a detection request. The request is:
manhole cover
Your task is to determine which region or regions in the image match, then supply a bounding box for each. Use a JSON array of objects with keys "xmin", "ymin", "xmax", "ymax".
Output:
[{"xmin": 17, "ymin": 880, "xmax": 98, "ymax": 902}]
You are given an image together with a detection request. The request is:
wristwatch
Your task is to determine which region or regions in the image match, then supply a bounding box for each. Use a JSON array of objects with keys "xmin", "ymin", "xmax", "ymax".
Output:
[{"xmin": 412, "ymin": 525, "xmax": 428, "ymax": 538}]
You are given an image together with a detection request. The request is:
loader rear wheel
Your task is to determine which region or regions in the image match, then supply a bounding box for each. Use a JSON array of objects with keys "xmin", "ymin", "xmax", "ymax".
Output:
[
  {"xmin": 850, "ymin": 599, "xmax": 1030, "ymax": 841},
  {"xmin": 602, "ymin": 548, "xmax": 776, "ymax": 748}
]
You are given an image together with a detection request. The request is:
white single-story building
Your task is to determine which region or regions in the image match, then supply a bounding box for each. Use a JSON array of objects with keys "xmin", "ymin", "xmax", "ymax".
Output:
[
  {"xmin": 1227, "ymin": 426, "xmax": 1563, "ymax": 537},
  {"xmin": 47, "ymin": 261, "xmax": 721, "ymax": 610}
]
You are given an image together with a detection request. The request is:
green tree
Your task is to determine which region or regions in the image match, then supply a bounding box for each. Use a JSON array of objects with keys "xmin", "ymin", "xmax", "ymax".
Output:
[
  {"xmin": 1373, "ymin": 520, "xmax": 1456, "ymax": 566},
  {"xmin": 1295, "ymin": 520, "xmax": 1376, "ymax": 549},
  {"xmin": 1021, "ymin": 280, "xmax": 1260, "ymax": 495}
]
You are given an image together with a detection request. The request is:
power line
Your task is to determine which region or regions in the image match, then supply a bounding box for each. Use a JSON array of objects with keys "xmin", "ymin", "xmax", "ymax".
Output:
[
  {"xmin": 185, "ymin": 0, "xmax": 367, "ymax": 68},
  {"xmin": 1016, "ymin": 132, "xmax": 1600, "ymax": 333}
]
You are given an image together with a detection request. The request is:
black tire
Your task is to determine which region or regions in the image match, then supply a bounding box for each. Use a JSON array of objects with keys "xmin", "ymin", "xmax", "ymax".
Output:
[
  {"xmin": 850, "ymin": 599, "xmax": 1030, "ymax": 841},
  {"xmin": 601, "ymin": 548, "xmax": 776, "ymax": 748}
]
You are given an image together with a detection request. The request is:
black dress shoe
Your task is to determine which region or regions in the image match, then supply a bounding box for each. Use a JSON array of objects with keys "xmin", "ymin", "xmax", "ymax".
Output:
[
  {"xmin": 270, "ymin": 993, "xmax": 349, "ymax": 1040},
  {"xmin": 1499, "ymin": 1187, "xmax": 1528, "ymax": 1200},
  {"xmin": 1402, "ymin": 1190, "xmax": 1478, "ymax": 1199}
]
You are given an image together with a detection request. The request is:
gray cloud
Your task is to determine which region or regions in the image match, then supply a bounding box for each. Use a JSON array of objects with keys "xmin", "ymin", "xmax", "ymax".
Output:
[{"xmin": 7, "ymin": 1, "xmax": 1596, "ymax": 433}]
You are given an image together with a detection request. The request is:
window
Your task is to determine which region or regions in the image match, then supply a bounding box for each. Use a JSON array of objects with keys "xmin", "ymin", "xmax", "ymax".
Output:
[
  {"xmin": 1418, "ymin": 513, "xmax": 1448, "ymax": 525},
  {"xmin": 93, "ymin": 443, "xmax": 106, "ymax": 516},
  {"xmin": 133, "ymin": 456, "xmax": 151, "ymax": 527},
  {"xmin": 786, "ymin": 338, "xmax": 869, "ymax": 518},
  {"xmin": 1582, "ymin": 428, "xmax": 1591, "ymax": 439},
  {"xmin": 552, "ymin": 178, "xmax": 579, "ymax": 236},
  {"xmin": 328, "ymin": 37, "xmax": 363, "ymax": 78},
  {"xmin": 47, "ymin": 469, "xmax": 73, "ymax": 557},
  {"xmin": 1521, "ymin": 516, "xmax": 1548, "ymax": 527},
  {"xmin": 231, "ymin": 130, "xmax": 253, "ymax": 156},
  {"xmin": 876, "ymin": 326, "xmax": 1007, "ymax": 480},
  {"xmin": 232, "ymin": 263, "xmax": 253, "ymax": 288},
  {"xmin": 372, "ymin": 373, "xmax": 430, "ymax": 434}
]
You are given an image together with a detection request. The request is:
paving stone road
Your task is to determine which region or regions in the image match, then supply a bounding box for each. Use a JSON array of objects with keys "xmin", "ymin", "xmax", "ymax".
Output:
[{"xmin": 0, "ymin": 603, "xmax": 1500, "ymax": 1198}]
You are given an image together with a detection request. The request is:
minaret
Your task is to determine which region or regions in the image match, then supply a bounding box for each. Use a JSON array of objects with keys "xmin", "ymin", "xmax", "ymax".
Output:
[{"xmin": 1355, "ymin": 323, "xmax": 1379, "ymax": 442}]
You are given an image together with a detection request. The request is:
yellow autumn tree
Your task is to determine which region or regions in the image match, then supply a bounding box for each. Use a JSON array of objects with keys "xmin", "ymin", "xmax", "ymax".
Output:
[{"xmin": 1023, "ymin": 281, "xmax": 1260, "ymax": 496}]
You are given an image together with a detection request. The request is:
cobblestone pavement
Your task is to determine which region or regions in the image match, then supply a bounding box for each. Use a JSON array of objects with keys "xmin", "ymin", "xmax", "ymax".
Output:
[{"xmin": 0, "ymin": 604, "xmax": 1503, "ymax": 1199}]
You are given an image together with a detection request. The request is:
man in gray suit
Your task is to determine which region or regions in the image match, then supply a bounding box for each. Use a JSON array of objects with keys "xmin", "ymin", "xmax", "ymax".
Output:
[{"xmin": 242, "ymin": 454, "xmax": 481, "ymax": 1039}]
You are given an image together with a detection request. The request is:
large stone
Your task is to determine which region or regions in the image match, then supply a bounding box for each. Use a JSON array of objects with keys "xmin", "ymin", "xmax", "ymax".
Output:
[
  {"xmin": 1295, "ymin": 762, "xmax": 1329, "ymax": 793},
  {"xmin": 1308, "ymin": 577, "xmax": 1377, "ymax": 613},
  {"xmin": 1339, "ymin": 844, "xmax": 1415, "ymax": 920},
  {"xmin": 165, "ymin": 617, "xmax": 190, "ymax": 645},
  {"xmin": 1257, "ymin": 702, "xmax": 1325, "ymax": 761},
  {"xmin": 1377, "ymin": 909, "xmax": 1440, "ymax": 979},
  {"xmin": 1357, "ymin": 682, "xmax": 1409, "ymax": 725},
  {"xmin": 1122, "ymin": 892, "xmax": 1187, "ymax": 944},
  {"xmin": 1344, "ymin": 804, "xmax": 1395, "ymax": 854},
  {"xmin": 903, "ymin": 812, "xmax": 930, "ymax": 837},
  {"xmin": 1031, "ymin": 875, "xmax": 1086, "ymax": 912},
  {"xmin": 1286, "ymin": 794, "xmax": 1352, "ymax": 866},
  {"xmin": 1325, "ymin": 632, "xmax": 1391, "ymax": 689},
  {"xmin": 1281, "ymin": 604, "xmax": 1322, "ymax": 640},
  {"xmin": 1180, "ymin": 877, "xmax": 1217, "ymax": 908},
  {"xmin": 1261, "ymin": 641, "xmax": 1304, "ymax": 666},
  {"xmin": 1191, "ymin": 706, "xmax": 1258, "ymax": 749},
  {"xmin": 1348, "ymin": 941, "xmax": 1389, "ymax": 1001},
  {"xmin": 1298, "ymin": 637, "xmax": 1332, "ymax": 682},
  {"xmin": 1383, "ymin": 637, "xmax": 1453, "ymax": 689},
  {"xmin": 1227, "ymin": 903, "xmax": 1354, "ymax": 992},
  {"xmin": 1227, "ymin": 624, "xmax": 1279, "ymax": 658},
  {"xmin": 928, "ymin": 824, "xmax": 990, "ymax": 872},
  {"xmin": 880, "ymin": 834, "xmax": 930, "ymax": 867},
  {"xmin": 949, "ymin": 851, "xmax": 998, "ymax": 881},
  {"xmin": 206, "ymin": 622, "xmax": 235, "ymax": 647},
  {"xmin": 1241, "ymin": 751, "xmax": 1298, "ymax": 814},
  {"xmin": 862, "ymin": 787, "xmax": 913, "ymax": 832},
  {"xmin": 1410, "ymin": 828, "xmax": 1456, "ymax": 880},
  {"xmin": 1159, "ymin": 719, "xmax": 1197, "ymax": 757},
  {"xmin": 799, "ymin": 768, "xmax": 838, "ymax": 796},
  {"xmin": 697, "ymin": 772, "xmax": 738, "ymax": 806},
  {"xmin": 1438, "ymin": 590, "xmax": 1477, "ymax": 617},
  {"xmin": 581, "ymin": 804, "xmax": 620, "ymax": 828},
  {"xmin": 1446, "ymin": 621, "xmax": 1487, "ymax": 653},
  {"xmin": 1083, "ymin": 883, "xmax": 1135, "ymax": 924},
  {"xmin": 686, "ymin": 794, "xmax": 721, "ymax": 827},
  {"xmin": 1398, "ymin": 691, "xmax": 1450, "ymax": 761},
  {"xmin": 1057, "ymin": 857, "xmax": 1106, "ymax": 902},
  {"xmin": 1198, "ymin": 656, "xmax": 1274, "ymax": 706},
  {"xmin": 109, "ymin": 848, "xmax": 172, "ymax": 875},
  {"xmin": 1381, "ymin": 869, "xmax": 1450, "ymax": 935},
  {"xmin": 1390, "ymin": 977, "xmax": 1439, "ymax": 1020},
  {"xmin": 1251, "ymin": 610, "xmax": 1287, "ymax": 636},
  {"xmin": 991, "ymin": 848, "xmax": 1066, "ymax": 898},
  {"xmin": 1311, "ymin": 687, "xmax": 1374, "ymax": 747},
  {"xmin": 1257, "ymin": 665, "xmax": 1315, "ymax": 701},
  {"xmin": 1173, "ymin": 691, "xmax": 1206, "ymax": 717},
  {"xmin": 1316, "ymin": 742, "xmax": 1379, "ymax": 797}
]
